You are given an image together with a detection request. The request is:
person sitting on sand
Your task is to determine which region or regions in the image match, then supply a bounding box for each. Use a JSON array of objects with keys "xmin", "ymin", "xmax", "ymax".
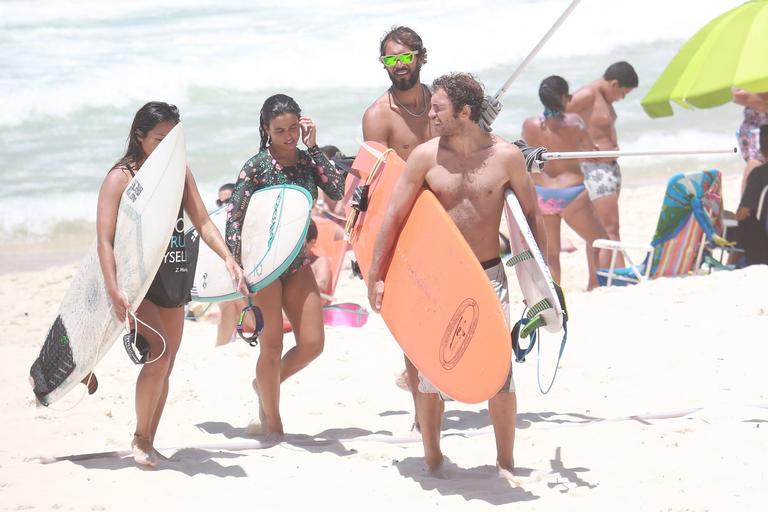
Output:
[
  {"xmin": 732, "ymin": 88, "xmax": 768, "ymax": 194},
  {"xmin": 368, "ymin": 72, "xmax": 546, "ymax": 477},
  {"xmin": 734, "ymin": 124, "xmax": 768, "ymax": 266},
  {"xmin": 522, "ymin": 75, "xmax": 608, "ymax": 290}
]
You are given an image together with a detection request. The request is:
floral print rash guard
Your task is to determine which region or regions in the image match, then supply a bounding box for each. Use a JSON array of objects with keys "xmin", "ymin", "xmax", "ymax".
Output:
[{"xmin": 226, "ymin": 146, "xmax": 347, "ymax": 276}]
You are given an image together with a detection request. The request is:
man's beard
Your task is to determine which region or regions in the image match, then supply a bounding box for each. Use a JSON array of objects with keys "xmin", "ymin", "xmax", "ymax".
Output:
[{"xmin": 389, "ymin": 66, "xmax": 421, "ymax": 91}]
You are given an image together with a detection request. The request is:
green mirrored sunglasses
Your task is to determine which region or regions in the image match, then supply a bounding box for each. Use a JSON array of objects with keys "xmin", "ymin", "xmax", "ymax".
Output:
[{"xmin": 380, "ymin": 51, "xmax": 419, "ymax": 68}]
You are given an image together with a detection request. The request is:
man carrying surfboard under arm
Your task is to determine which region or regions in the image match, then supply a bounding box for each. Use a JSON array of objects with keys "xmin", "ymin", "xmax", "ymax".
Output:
[
  {"xmin": 362, "ymin": 26, "xmax": 433, "ymax": 423},
  {"xmin": 367, "ymin": 72, "xmax": 546, "ymax": 477}
]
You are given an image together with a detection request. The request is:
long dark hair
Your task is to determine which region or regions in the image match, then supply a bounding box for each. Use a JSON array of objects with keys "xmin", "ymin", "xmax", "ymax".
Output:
[
  {"xmin": 116, "ymin": 101, "xmax": 180, "ymax": 168},
  {"xmin": 538, "ymin": 76, "xmax": 569, "ymax": 113},
  {"xmin": 259, "ymin": 94, "xmax": 301, "ymax": 151}
]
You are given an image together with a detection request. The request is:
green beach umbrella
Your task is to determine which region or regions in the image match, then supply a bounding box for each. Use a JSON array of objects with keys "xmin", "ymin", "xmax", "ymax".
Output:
[{"xmin": 642, "ymin": 0, "xmax": 768, "ymax": 118}]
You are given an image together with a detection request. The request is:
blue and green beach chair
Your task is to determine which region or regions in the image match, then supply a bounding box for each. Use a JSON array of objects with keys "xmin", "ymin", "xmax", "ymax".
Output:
[{"xmin": 593, "ymin": 169, "xmax": 731, "ymax": 286}]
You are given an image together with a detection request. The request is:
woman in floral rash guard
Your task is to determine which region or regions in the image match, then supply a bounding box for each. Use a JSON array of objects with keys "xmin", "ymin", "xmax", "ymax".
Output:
[{"xmin": 226, "ymin": 94, "xmax": 347, "ymax": 438}]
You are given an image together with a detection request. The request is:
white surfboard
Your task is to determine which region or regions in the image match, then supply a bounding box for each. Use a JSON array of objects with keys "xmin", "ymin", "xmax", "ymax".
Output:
[
  {"xmin": 503, "ymin": 189, "xmax": 564, "ymax": 333},
  {"xmin": 187, "ymin": 184, "xmax": 312, "ymax": 302},
  {"xmin": 30, "ymin": 124, "xmax": 187, "ymax": 406}
]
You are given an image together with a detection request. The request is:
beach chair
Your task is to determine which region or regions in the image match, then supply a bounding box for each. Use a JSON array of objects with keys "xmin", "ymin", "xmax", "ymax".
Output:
[{"xmin": 593, "ymin": 169, "xmax": 731, "ymax": 286}]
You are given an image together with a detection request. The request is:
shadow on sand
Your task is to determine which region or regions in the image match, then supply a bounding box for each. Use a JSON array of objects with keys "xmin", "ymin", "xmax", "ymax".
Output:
[
  {"xmin": 64, "ymin": 447, "xmax": 249, "ymax": 477},
  {"xmin": 394, "ymin": 457, "xmax": 539, "ymax": 505}
]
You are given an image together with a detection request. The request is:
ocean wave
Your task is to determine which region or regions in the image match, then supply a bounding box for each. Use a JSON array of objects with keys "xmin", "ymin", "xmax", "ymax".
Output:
[{"xmin": 0, "ymin": 0, "xmax": 733, "ymax": 127}]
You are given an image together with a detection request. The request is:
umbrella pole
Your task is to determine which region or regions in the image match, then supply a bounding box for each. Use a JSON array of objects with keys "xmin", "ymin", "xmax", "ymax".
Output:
[
  {"xmin": 492, "ymin": 0, "xmax": 582, "ymax": 102},
  {"xmin": 540, "ymin": 148, "xmax": 737, "ymax": 161}
]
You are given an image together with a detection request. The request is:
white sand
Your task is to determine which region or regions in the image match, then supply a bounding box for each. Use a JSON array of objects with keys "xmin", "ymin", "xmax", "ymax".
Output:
[{"xmin": 1, "ymin": 172, "xmax": 767, "ymax": 511}]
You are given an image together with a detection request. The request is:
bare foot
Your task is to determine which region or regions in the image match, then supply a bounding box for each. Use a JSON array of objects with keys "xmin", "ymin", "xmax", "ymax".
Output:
[
  {"xmin": 247, "ymin": 378, "xmax": 284, "ymax": 437},
  {"xmin": 497, "ymin": 462, "xmax": 516, "ymax": 481},
  {"xmin": 131, "ymin": 434, "xmax": 157, "ymax": 468},
  {"xmin": 425, "ymin": 453, "xmax": 446, "ymax": 478}
]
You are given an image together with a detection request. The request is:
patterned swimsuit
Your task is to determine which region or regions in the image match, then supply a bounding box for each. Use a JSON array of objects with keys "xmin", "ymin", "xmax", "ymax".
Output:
[
  {"xmin": 226, "ymin": 146, "xmax": 347, "ymax": 279},
  {"xmin": 737, "ymin": 107, "xmax": 768, "ymax": 163}
]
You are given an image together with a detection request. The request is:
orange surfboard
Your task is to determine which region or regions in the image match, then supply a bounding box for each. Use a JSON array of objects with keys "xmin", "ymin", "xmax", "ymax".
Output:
[
  {"xmin": 312, "ymin": 215, "xmax": 348, "ymax": 301},
  {"xmin": 345, "ymin": 141, "xmax": 511, "ymax": 403}
]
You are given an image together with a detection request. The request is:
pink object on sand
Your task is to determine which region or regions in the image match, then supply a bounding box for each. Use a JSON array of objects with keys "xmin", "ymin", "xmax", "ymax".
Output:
[{"xmin": 322, "ymin": 303, "xmax": 369, "ymax": 327}]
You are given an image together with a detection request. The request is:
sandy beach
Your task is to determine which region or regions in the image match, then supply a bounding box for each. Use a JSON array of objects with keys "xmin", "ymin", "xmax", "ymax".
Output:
[{"xmin": 1, "ymin": 171, "xmax": 767, "ymax": 511}]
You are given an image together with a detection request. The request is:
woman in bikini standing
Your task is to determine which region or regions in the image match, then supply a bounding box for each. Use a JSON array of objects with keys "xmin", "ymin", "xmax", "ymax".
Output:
[
  {"xmin": 226, "ymin": 94, "xmax": 347, "ymax": 439},
  {"xmin": 98, "ymin": 101, "xmax": 247, "ymax": 467},
  {"xmin": 522, "ymin": 76, "xmax": 607, "ymax": 290}
]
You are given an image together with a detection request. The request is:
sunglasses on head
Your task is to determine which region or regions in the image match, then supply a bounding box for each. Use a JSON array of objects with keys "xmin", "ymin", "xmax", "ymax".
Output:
[{"xmin": 380, "ymin": 50, "xmax": 419, "ymax": 68}]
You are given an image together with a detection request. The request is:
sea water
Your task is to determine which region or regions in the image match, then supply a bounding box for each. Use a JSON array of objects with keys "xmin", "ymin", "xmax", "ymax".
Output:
[{"xmin": 0, "ymin": 0, "xmax": 744, "ymax": 260}]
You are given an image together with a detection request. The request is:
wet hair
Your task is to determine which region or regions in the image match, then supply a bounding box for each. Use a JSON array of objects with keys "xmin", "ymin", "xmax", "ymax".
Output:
[
  {"xmin": 379, "ymin": 26, "xmax": 428, "ymax": 64},
  {"xmin": 761, "ymin": 124, "xmax": 768, "ymax": 157},
  {"xmin": 306, "ymin": 219, "xmax": 318, "ymax": 242},
  {"xmin": 539, "ymin": 75, "xmax": 570, "ymax": 113},
  {"xmin": 117, "ymin": 101, "xmax": 180, "ymax": 168},
  {"xmin": 603, "ymin": 61, "xmax": 639, "ymax": 88},
  {"xmin": 259, "ymin": 94, "xmax": 302, "ymax": 151},
  {"xmin": 431, "ymin": 73, "xmax": 485, "ymax": 122}
]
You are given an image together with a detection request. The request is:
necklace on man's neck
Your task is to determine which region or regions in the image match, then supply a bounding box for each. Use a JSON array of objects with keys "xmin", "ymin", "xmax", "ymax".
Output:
[{"xmin": 389, "ymin": 85, "xmax": 428, "ymax": 117}]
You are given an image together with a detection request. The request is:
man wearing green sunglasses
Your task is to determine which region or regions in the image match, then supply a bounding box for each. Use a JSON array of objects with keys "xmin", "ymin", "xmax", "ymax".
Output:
[
  {"xmin": 363, "ymin": 26, "xmax": 432, "ymax": 163},
  {"xmin": 362, "ymin": 26, "xmax": 434, "ymax": 431}
]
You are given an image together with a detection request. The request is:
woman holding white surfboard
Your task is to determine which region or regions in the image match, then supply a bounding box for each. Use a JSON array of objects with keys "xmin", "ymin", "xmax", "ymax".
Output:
[
  {"xmin": 522, "ymin": 76, "xmax": 607, "ymax": 290},
  {"xmin": 226, "ymin": 94, "xmax": 347, "ymax": 439},
  {"xmin": 97, "ymin": 101, "xmax": 247, "ymax": 467}
]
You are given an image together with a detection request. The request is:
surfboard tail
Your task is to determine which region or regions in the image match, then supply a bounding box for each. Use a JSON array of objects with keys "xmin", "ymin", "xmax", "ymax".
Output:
[{"xmin": 29, "ymin": 315, "xmax": 76, "ymax": 406}]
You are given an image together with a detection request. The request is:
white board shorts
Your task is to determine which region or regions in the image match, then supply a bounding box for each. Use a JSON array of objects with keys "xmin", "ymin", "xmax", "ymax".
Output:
[{"xmin": 418, "ymin": 258, "xmax": 515, "ymax": 398}]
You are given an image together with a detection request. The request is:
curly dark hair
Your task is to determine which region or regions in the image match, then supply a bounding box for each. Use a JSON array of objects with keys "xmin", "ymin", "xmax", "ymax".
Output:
[
  {"xmin": 431, "ymin": 73, "xmax": 485, "ymax": 122},
  {"xmin": 379, "ymin": 26, "xmax": 427, "ymax": 64}
]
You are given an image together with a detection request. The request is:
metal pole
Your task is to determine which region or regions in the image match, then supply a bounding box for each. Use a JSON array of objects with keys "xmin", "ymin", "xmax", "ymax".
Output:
[
  {"xmin": 540, "ymin": 147, "xmax": 737, "ymax": 161},
  {"xmin": 492, "ymin": 0, "xmax": 582, "ymax": 102}
]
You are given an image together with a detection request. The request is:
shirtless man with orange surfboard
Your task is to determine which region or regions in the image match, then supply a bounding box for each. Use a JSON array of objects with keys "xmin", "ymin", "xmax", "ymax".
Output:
[
  {"xmin": 368, "ymin": 73, "xmax": 546, "ymax": 476},
  {"xmin": 362, "ymin": 26, "xmax": 433, "ymax": 420}
]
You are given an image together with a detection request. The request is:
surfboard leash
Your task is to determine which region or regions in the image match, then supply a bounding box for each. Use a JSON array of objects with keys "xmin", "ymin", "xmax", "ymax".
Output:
[
  {"xmin": 237, "ymin": 294, "xmax": 264, "ymax": 346},
  {"xmin": 511, "ymin": 282, "xmax": 569, "ymax": 394},
  {"xmin": 344, "ymin": 147, "xmax": 393, "ymax": 242},
  {"xmin": 122, "ymin": 310, "xmax": 167, "ymax": 365}
]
